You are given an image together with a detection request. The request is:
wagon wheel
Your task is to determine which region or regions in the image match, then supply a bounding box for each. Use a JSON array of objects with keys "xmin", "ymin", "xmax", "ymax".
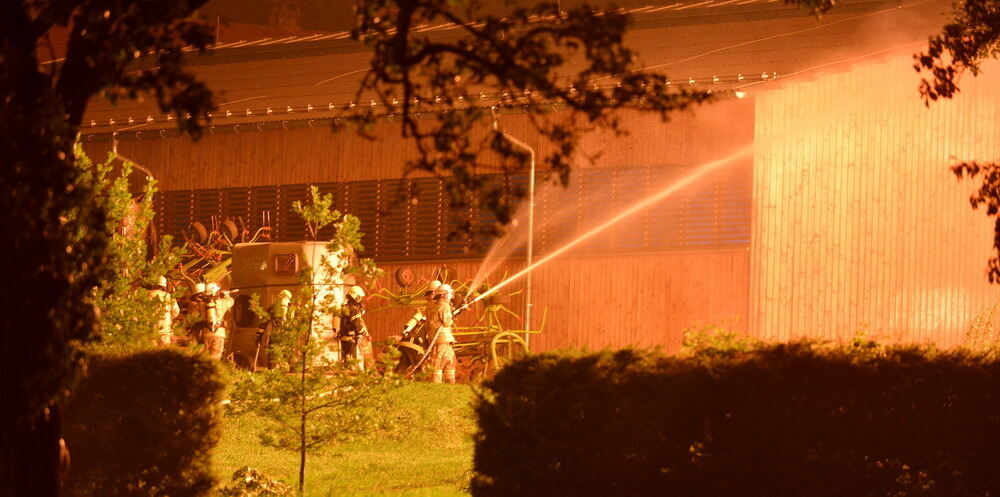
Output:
[
  {"xmin": 220, "ymin": 219, "xmax": 239, "ymax": 244},
  {"xmin": 459, "ymin": 354, "xmax": 490, "ymax": 383},
  {"xmin": 489, "ymin": 332, "xmax": 529, "ymax": 372},
  {"xmin": 187, "ymin": 221, "xmax": 209, "ymax": 244}
]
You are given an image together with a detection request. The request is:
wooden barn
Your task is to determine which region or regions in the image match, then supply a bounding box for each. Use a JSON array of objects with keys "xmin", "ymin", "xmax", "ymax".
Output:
[{"xmin": 79, "ymin": 0, "xmax": 1000, "ymax": 352}]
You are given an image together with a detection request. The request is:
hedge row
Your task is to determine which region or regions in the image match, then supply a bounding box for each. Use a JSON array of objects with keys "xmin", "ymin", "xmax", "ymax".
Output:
[
  {"xmin": 62, "ymin": 349, "xmax": 227, "ymax": 497},
  {"xmin": 472, "ymin": 345, "xmax": 1000, "ymax": 497}
]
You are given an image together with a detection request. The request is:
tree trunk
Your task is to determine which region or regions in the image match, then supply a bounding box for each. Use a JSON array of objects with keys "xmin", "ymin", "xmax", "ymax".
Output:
[
  {"xmin": 299, "ymin": 347, "xmax": 308, "ymax": 495},
  {"xmin": 299, "ymin": 412, "xmax": 307, "ymax": 495},
  {"xmin": 1, "ymin": 408, "xmax": 62, "ymax": 497}
]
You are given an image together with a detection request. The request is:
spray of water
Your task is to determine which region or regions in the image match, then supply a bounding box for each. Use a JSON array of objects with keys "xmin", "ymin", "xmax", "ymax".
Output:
[
  {"xmin": 463, "ymin": 145, "xmax": 753, "ymax": 309},
  {"xmin": 469, "ymin": 180, "xmax": 579, "ymax": 293}
]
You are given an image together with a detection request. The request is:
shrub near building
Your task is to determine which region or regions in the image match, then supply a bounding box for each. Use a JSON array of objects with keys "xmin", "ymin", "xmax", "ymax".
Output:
[
  {"xmin": 62, "ymin": 349, "xmax": 227, "ymax": 497},
  {"xmin": 472, "ymin": 344, "xmax": 1000, "ymax": 497}
]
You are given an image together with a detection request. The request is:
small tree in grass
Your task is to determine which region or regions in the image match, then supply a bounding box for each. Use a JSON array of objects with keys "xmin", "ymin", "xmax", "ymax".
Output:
[{"xmin": 228, "ymin": 186, "xmax": 392, "ymax": 495}]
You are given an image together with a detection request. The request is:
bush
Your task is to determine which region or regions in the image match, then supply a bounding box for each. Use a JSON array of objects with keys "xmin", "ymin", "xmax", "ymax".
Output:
[
  {"xmin": 472, "ymin": 344, "xmax": 1000, "ymax": 497},
  {"xmin": 62, "ymin": 349, "xmax": 227, "ymax": 497}
]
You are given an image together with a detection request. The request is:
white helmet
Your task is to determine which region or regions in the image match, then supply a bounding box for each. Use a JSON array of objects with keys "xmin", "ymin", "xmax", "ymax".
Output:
[
  {"xmin": 428, "ymin": 280, "xmax": 442, "ymax": 292},
  {"xmin": 156, "ymin": 276, "xmax": 168, "ymax": 288},
  {"xmin": 207, "ymin": 282, "xmax": 221, "ymax": 295},
  {"xmin": 437, "ymin": 284, "xmax": 453, "ymax": 296},
  {"xmin": 194, "ymin": 282, "xmax": 206, "ymax": 294},
  {"xmin": 348, "ymin": 285, "xmax": 365, "ymax": 300}
]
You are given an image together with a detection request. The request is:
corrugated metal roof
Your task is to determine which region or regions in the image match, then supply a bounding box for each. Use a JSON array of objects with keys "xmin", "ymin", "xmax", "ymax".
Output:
[{"xmin": 80, "ymin": 0, "xmax": 949, "ymax": 136}]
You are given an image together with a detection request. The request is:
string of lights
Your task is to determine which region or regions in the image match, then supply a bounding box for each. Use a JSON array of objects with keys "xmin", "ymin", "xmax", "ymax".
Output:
[{"xmin": 84, "ymin": 71, "xmax": 777, "ymax": 137}]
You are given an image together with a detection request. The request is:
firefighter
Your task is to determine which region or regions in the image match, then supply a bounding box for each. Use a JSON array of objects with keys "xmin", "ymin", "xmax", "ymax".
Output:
[
  {"xmin": 188, "ymin": 282, "xmax": 212, "ymax": 346},
  {"xmin": 149, "ymin": 276, "xmax": 180, "ymax": 346},
  {"xmin": 339, "ymin": 285, "xmax": 373, "ymax": 370},
  {"xmin": 396, "ymin": 280, "xmax": 441, "ymax": 373},
  {"xmin": 427, "ymin": 283, "xmax": 457, "ymax": 384},
  {"xmin": 251, "ymin": 289, "xmax": 293, "ymax": 371},
  {"xmin": 273, "ymin": 289, "xmax": 293, "ymax": 324},
  {"xmin": 204, "ymin": 282, "xmax": 234, "ymax": 360}
]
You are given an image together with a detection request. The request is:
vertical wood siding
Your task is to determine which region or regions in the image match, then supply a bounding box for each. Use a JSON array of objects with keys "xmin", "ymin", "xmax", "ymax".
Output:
[
  {"xmin": 752, "ymin": 56, "xmax": 1000, "ymax": 347},
  {"xmin": 84, "ymin": 101, "xmax": 752, "ymax": 191},
  {"xmin": 367, "ymin": 250, "xmax": 749, "ymax": 354}
]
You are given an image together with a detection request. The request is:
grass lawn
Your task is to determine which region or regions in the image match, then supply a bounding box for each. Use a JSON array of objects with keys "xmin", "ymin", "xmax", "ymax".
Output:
[{"xmin": 214, "ymin": 381, "xmax": 478, "ymax": 497}]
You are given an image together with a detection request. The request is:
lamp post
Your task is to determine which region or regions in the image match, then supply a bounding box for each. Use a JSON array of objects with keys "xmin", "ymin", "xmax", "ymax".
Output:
[{"xmin": 492, "ymin": 109, "xmax": 536, "ymax": 345}]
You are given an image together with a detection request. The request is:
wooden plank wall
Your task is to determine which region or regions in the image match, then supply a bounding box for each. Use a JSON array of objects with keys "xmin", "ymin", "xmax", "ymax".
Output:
[
  {"xmin": 752, "ymin": 56, "xmax": 1000, "ymax": 348},
  {"xmin": 366, "ymin": 249, "xmax": 750, "ymax": 354},
  {"xmin": 85, "ymin": 100, "xmax": 752, "ymax": 191}
]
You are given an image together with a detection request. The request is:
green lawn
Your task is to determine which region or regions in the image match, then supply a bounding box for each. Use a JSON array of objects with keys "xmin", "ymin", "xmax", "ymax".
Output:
[{"xmin": 214, "ymin": 382, "xmax": 477, "ymax": 497}]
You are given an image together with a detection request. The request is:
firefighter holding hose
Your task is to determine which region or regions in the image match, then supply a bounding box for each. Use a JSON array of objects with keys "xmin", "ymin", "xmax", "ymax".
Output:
[
  {"xmin": 427, "ymin": 283, "xmax": 457, "ymax": 384},
  {"xmin": 395, "ymin": 280, "xmax": 441, "ymax": 373}
]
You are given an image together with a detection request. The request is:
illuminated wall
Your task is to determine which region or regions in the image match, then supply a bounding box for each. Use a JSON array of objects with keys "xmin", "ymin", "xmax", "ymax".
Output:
[{"xmin": 752, "ymin": 56, "xmax": 1000, "ymax": 346}]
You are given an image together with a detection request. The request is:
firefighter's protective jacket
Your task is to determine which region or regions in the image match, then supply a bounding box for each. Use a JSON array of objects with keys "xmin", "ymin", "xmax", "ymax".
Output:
[
  {"xmin": 150, "ymin": 288, "xmax": 180, "ymax": 335},
  {"xmin": 340, "ymin": 301, "xmax": 368, "ymax": 340},
  {"xmin": 427, "ymin": 299, "xmax": 455, "ymax": 344}
]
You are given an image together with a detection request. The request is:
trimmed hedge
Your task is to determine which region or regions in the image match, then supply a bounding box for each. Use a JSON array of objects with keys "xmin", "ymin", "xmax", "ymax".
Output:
[
  {"xmin": 62, "ymin": 349, "xmax": 227, "ymax": 497},
  {"xmin": 472, "ymin": 345, "xmax": 1000, "ymax": 497}
]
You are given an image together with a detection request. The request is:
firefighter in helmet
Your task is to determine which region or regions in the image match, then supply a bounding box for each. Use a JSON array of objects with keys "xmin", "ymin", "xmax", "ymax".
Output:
[
  {"xmin": 396, "ymin": 280, "xmax": 441, "ymax": 373},
  {"xmin": 199, "ymin": 282, "xmax": 235, "ymax": 360},
  {"xmin": 251, "ymin": 289, "xmax": 292, "ymax": 370},
  {"xmin": 274, "ymin": 289, "xmax": 293, "ymax": 324},
  {"xmin": 339, "ymin": 285, "xmax": 373, "ymax": 369},
  {"xmin": 188, "ymin": 282, "xmax": 212, "ymax": 346},
  {"xmin": 149, "ymin": 276, "xmax": 180, "ymax": 346},
  {"xmin": 427, "ymin": 283, "xmax": 457, "ymax": 384}
]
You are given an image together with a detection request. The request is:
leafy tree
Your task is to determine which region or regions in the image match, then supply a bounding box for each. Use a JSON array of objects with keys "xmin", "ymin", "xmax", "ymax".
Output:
[
  {"xmin": 1, "ymin": 2, "xmax": 214, "ymax": 496},
  {"xmin": 229, "ymin": 189, "xmax": 394, "ymax": 495},
  {"xmin": 292, "ymin": 186, "xmax": 342, "ymax": 242},
  {"xmin": 349, "ymin": 0, "xmax": 713, "ymax": 236},
  {"xmin": 909, "ymin": 0, "xmax": 1000, "ymax": 281},
  {"xmin": 71, "ymin": 145, "xmax": 183, "ymax": 351}
]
